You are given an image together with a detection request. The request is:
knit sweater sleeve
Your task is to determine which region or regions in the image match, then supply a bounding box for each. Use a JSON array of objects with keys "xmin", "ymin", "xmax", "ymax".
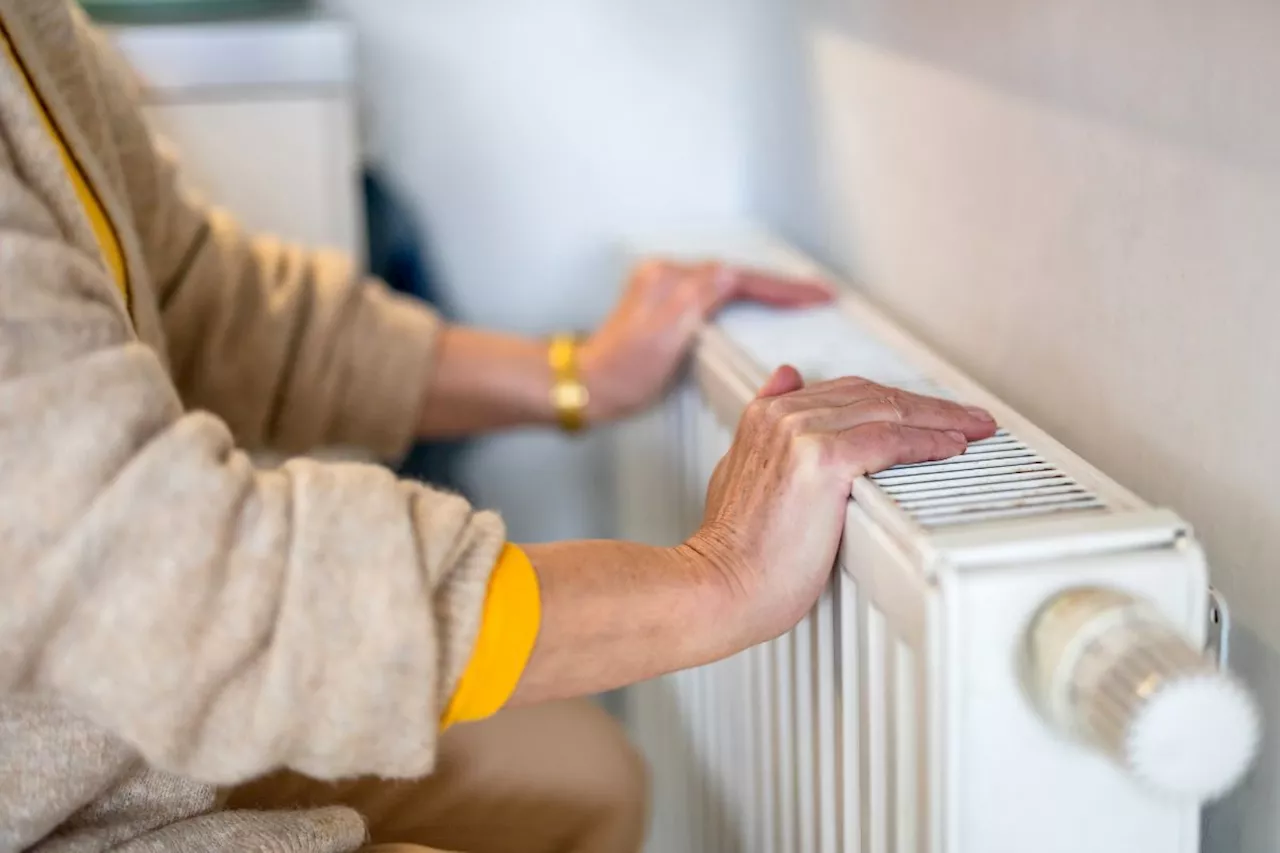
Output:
[
  {"xmin": 87, "ymin": 23, "xmax": 440, "ymax": 458},
  {"xmin": 0, "ymin": 152, "xmax": 501, "ymax": 786}
]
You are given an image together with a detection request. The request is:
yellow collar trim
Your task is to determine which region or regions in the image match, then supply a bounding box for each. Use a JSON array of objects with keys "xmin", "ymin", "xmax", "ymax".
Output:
[{"xmin": 0, "ymin": 19, "xmax": 130, "ymax": 309}]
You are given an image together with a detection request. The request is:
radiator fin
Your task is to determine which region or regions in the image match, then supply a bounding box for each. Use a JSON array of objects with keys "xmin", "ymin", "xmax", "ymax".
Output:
[
  {"xmin": 838, "ymin": 572, "xmax": 862, "ymax": 852},
  {"xmin": 775, "ymin": 631, "xmax": 797, "ymax": 851},
  {"xmin": 865, "ymin": 605, "xmax": 889, "ymax": 853},
  {"xmin": 895, "ymin": 641, "xmax": 919, "ymax": 853},
  {"xmin": 794, "ymin": 616, "xmax": 817, "ymax": 853},
  {"xmin": 814, "ymin": 588, "xmax": 840, "ymax": 851}
]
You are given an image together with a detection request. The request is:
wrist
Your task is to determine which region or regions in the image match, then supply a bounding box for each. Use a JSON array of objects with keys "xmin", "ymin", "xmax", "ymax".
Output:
[
  {"xmin": 576, "ymin": 339, "xmax": 629, "ymax": 423},
  {"xmin": 418, "ymin": 326, "xmax": 563, "ymax": 438},
  {"xmin": 547, "ymin": 333, "xmax": 590, "ymax": 432},
  {"xmin": 670, "ymin": 530, "xmax": 757, "ymax": 662}
]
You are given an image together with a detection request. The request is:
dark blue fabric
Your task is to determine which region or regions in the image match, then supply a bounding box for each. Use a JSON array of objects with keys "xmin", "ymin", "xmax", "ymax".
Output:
[{"xmin": 363, "ymin": 169, "xmax": 471, "ymax": 498}]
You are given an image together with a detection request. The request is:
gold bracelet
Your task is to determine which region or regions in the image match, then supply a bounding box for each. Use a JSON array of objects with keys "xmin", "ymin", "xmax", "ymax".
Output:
[{"xmin": 548, "ymin": 333, "xmax": 589, "ymax": 434}]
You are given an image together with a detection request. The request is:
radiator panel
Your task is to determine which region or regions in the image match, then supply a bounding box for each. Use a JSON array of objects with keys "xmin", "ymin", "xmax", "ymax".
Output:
[
  {"xmin": 615, "ymin": 228, "xmax": 1234, "ymax": 853},
  {"xmin": 621, "ymin": 398, "xmax": 1205, "ymax": 853}
]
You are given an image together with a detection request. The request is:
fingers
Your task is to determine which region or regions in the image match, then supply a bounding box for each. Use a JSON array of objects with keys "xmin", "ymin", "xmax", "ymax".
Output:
[
  {"xmin": 665, "ymin": 261, "xmax": 832, "ymax": 317},
  {"xmin": 636, "ymin": 259, "xmax": 833, "ymax": 332},
  {"xmin": 740, "ymin": 373, "xmax": 999, "ymax": 487},
  {"xmin": 759, "ymin": 377, "xmax": 997, "ymax": 441},
  {"xmin": 722, "ymin": 267, "xmax": 834, "ymax": 309},
  {"xmin": 799, "ymin": 392, "xmax": 994, "ymax": 440},
  {"xmin": 832, "ymin": 422, "xmax": 971, "ymax": 475},
  {"xmin": 757, "ymin": 365, "xmax": 805, "ymax": 399}
]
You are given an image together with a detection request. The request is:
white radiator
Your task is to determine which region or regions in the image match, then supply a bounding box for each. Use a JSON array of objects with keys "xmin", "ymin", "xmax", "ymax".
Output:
[{"xmin": 614, "ymin": 228, "xmax": 1261, "ymax": 853}]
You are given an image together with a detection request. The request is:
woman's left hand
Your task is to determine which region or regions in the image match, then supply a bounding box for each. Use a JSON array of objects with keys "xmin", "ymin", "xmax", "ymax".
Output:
[{"xmin": 580, "ymin": 259, "xmax": 833, "ymax": 421}]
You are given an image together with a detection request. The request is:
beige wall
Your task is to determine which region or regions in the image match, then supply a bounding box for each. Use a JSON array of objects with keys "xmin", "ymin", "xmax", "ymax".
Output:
[{"xmin": 753, "ymin": 1, "xmax": 1280, "ymax": 849}]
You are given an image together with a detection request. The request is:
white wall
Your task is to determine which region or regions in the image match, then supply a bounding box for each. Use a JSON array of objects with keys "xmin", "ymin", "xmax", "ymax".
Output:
[
  {"xmin": 751, "ymin": 1, "xmax": 1280, "ymax": 850},
  {"xmin": 320, "ymin": 0, "xmax": 764, "ymax": 542}
]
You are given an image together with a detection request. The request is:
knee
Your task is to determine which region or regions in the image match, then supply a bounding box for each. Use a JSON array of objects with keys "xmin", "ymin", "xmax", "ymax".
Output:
[
  {"xmin": 570, "ymin": 702, "xmax": 651, "ymax": 849},
  {"xmin": 429, "ymin": 699, "xmax": 650, "ymax": 852},
  {"xmin": 547, "ymin": 700, "xmax": 650, "ymax": 852},
  {"xmin": 603, "ymin": 716, "xmax": 650, "ymax": 830}
]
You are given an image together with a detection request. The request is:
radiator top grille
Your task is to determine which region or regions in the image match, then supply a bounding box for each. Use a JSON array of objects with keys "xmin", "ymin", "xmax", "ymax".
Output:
[
  {"xmin": 714, "ymin": 302, "xmax": 1115, "ymax": 530},
  {"xmin": 870, "ymin": 429, "xmax": 1107, "ymax": 528}
]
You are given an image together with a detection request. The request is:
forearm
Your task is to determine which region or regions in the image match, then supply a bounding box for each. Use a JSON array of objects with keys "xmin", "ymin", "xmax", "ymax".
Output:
[
  {"xmin": 508, "ymin": 540, "xmax": 734, "ymax": 706},
  {"xmin": 417, "ymin": 326, "xmax": 562, "ymax": 438}
]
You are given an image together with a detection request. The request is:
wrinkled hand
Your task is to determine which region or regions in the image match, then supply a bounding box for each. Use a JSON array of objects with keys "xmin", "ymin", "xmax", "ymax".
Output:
[
  {"xmin": 580, "ymin": 259, "xmax": 832, "ymax": 421},
  {"xmin": 686, "ymin": 366, "xmax": 998, "ymax": 649}
]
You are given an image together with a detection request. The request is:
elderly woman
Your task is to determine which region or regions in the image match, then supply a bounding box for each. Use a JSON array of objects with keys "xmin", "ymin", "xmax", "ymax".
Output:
[{"xmin": 0, "ymin": 2, "xmax": 994, "ymax": 851}]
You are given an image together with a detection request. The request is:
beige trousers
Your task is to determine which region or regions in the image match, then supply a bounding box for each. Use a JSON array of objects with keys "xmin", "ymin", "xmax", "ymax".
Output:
[{"xmin": 224, "ymin": 699, "xmax": 648, "ymax": 853}]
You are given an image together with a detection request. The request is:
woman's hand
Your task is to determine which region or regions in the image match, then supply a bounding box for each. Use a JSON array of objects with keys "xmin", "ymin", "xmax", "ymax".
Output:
[
  {"xmin": 580, "ymin": 259, "xmax": 832, "ymax": 421},
  {"xmin": 417, "ymin": 258, "xmax": 828, "ymax": 439},
  {"xmin": 511, "ymin": 368, "xmax": 996, "ymax": 705},
  {"xmin": 684, "ymin": 366, "xmax": 998, "ymax": 651}
]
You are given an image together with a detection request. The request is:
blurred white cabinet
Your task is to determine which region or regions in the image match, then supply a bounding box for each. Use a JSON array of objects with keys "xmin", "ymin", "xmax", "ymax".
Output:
[{"xmin": 109, "ymin": 16, "xmax": 363, "ymax": 257}]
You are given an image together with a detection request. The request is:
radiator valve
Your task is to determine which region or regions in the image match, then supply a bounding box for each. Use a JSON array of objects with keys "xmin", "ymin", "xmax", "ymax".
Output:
[{"xmin": 1023, "ymin": 586, "xmax": 1260, "ymax": 802}]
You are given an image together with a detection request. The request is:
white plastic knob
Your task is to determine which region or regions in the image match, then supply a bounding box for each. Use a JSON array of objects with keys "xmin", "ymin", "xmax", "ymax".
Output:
[
  {"xmin": 1024, "ymin": 587, "xmax": 1261, "ymax": 802},
  {"xmin": 1124, "ymin": 671, "xmax": 1260, "ymax": 800}
]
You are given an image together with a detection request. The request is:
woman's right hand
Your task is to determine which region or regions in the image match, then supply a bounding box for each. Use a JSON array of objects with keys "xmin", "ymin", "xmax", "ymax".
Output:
[{"xmin": 684, "ymin": 365, "xmax": 998, "ymax": 652}]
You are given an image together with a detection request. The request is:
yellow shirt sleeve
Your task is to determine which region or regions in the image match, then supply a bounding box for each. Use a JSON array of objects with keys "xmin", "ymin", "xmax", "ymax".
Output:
[{"xmin": 440, "ymin": 543, "xmax": 542, "ymax": 730}]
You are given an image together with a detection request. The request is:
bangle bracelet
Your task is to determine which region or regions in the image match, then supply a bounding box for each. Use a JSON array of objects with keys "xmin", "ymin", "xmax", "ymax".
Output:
[{"xmin": 548, "ymin": 333, "xmax": 589, "ymax": 434}]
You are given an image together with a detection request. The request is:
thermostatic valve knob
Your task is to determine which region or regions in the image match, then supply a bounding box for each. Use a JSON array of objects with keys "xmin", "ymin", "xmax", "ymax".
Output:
[{"xmin": 1024, "ymin": 587, "xmax": 1260, "ymax": 802}]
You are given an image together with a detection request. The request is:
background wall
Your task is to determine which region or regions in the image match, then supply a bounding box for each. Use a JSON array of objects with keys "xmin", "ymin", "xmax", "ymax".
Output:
[
  {"xmin": 325, "ymin": 0, "xmax": 1278, "ymax": 847},
  {"xmin": 750, "ymin": 1, "xmax": 1280, "ymax": 850},
  {"xmin": 320, "ymin": 0, "xmax": 764, "ymax": 542}
]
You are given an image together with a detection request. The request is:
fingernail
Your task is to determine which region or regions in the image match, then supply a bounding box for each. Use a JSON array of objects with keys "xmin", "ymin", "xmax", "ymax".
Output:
[
  {"xmin": 946, "ymin": 430, "xmax": 968, "ymax": 442},
  {"xmin": 965, "ymin": 406, "xmax": 995, "ymax": 422}
]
